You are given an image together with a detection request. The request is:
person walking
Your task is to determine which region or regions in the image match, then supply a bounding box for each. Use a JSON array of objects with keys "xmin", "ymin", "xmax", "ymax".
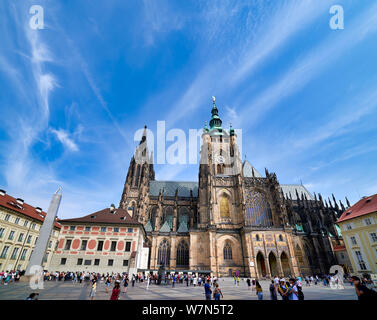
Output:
[
  {"xmin": 213, "ymin": 283, "xmax": 224, "ymax": 300},
  {"xmin": 246, "ymin": 278, "xmax": 251, "ymax": 290},
  {"xmin": 255, "ymin": 280, "xmax": 263, "ymax": 300},
  {"xmin": 123, "ymin": 276, "xmax": 129, "ymax": 293},
  {"xmin": 204, "ymin": 279, "xmax": 212, "ymax": 300},
  {"xmin": 269, "ymin": 280, "xmax": 277, "ymax": 300},
  {"xmin": 105, "ymin": 276, "xmax": 111, "ymax": 293},
  {"xmin": 110, "ymin": 281, "xmax": 121, "ymax": 300},
  {"xmin": 146, "ymin": 275, "xmax": 151, "ymax": 290},
  {"xmin": 89, "ymin": 279, "xmax": 97, "ymax": 300}
]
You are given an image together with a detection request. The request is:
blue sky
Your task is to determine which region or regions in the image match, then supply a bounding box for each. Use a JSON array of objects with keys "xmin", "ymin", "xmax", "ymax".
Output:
[{"xmin": 1, "ymin": 0, "xmax": 377, "ymax": 219}]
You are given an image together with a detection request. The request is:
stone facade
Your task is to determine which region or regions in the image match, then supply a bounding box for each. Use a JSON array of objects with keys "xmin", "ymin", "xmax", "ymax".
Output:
[
  {"xmin": 118, "ymin": 99, "xmax": 348, "ymax": 278},
  {"xmin": 0, "ymin": 190, "xmax": 60, "ymax": 272}
]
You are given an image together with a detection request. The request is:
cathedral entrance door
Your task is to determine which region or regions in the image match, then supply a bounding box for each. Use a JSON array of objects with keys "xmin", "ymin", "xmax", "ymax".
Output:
[
  {"xmin": 228, "ymin": 269, "xmax": 232, "ymax": 277},
  {"xmin": 268, "ymin": 252, "xmax": 278, "ymax": 277},
  {"xmin": 256, "ymin": 252, "xmax": 266, "ymax": 278},
  {"xmin": 281, "ymin": 252, "xmax": 291, "ymax": 277}
]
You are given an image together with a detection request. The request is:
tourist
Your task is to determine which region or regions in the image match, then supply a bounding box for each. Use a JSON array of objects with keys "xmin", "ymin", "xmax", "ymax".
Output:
[
  {"xmin": 26, "ymin": 293, "xmax": 39, "ymax": 300},
  {"xmin": 269, "ymin": 280, "xmax": 277, "ymax": 300},
  {"xmin": 172, "ymin": 274, "xmax": 176, "ymax": 287},
  {"xmin": 278, "ymin": 279, "xmax": 290, "ymax": 301},
  {"xmin": 236, "ymin": 276, "xmax": 240, "ymax": 286},
  {"xmin": 123, "ymin": 275, "xmax": 129, "ymax": 293},
  {"xmin": 193, "ymin": 276, "xmax": 197, "ymax": 287},
  {"xmin": 198, "ymin": 276, "xmax": 202, "ymax": 287},
  {"xmin": 351, "ymin": 276, "xmax": 377, "ymax": 300},
  {"xmin": 288, "ymin": 278, "xmax": 299, "ymax": 300},
  {"xmin": 146, "ymin": 275, "xmax": 150, "ymax": 290},
  {"xmin": 105, "ymin": 276, "xmax": 111, "ymax": 293},
  {"xmin": 204, "ymin": 279, "xmax": 212, "ymax": 300},
  {"xmin": 297, "ymin": 284, "xmax": 304, "ymax": 300},
  {"xmin": 246, "ymin": 278, "xmax": 251, "ymax": 290},
  {"xmin": 89, "ymin": 279, "xmax": 97, "ymax": 300},
  {"xmin": 110, "ymin": 281, "xmax": 121, "ymax": 300},
  {"xmin": 255, "ymin": 280, "xmax": 263, "ymax": 300},
  {"xmin": 233, "ymin": 275, "xmax": 237, "ymax": 286},
  {"xmin": 213, "ymin": 283, "xmax": 223, "ymax": 300}
]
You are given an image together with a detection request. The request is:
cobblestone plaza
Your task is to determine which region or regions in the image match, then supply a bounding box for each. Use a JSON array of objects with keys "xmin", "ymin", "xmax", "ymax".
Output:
[{"xmin": 0, "ymin": 278, "xmax": 357, "ymax": 300}]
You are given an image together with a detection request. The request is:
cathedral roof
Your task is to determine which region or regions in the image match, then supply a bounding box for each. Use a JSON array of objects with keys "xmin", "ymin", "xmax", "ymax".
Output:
[
  {"xmin": 280, "ymin": 184, "xmax": 314, "ymax": 200},
  {"xmin": 242, "ymin": 160, "xmax": 263, "ymax": 178},
  {"xmin": 149, "ymin": 180, "xmax": 198, "ymax": 198}
]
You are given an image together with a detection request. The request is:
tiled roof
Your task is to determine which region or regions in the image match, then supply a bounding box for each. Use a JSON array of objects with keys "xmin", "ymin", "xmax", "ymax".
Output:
[
  {"xmin": 149, "ymin": 181, "xmax": 198, "ymax": 198},
  {"xmin": 243, "ymin": 160, "xmax": 263, "ymax": 178},
  {"xmin": 280, "ymin": 184, "xmax": 314, "ymax": 200},
  {"xmin": 337, "ymin": 194, "xmax": 377, "ymax": 223},
  {"xmin": 0, "ymin": 191, "xmax": 61, "ymax": 229},
  {"xmin": 59, "ymin": 207, "xmax": 141, "ymax": 225}
]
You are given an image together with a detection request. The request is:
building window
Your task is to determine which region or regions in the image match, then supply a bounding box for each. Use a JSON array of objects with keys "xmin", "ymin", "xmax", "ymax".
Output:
[
  {"xmin": 128, "ymin": 228, "xmax": 133, "ymax": 233},
  {"xmin": 157, "ymin": 239, "xmax": 170, "ymax": 267},
  {"xmin": 18, "ymin": 233, "xmax": 24, "ymax": 242},
  {"xmin": 114, "ymin": 227, "xmax": 119, "ymax": 233},
  {"xmin": 64, "ymin": 239, "xmax": 72, "ymax": 250},
  {"xmin": 108, "ymin": 259, "xmax": 114, "ymax": 266},
  {"xmin": 365, "ymin": 218, "xmax": 372, "ymax": 226},
  {"xmin": 70, "ymin": 226, "xmax": 75, "ymax": 231},
  {"xmin": 43, "ymin": 253, "xmax": 49, "ymax": 263},
  {"xmin": 110, "ymin": 241, "xmax": 117, "ymax": 252},
  {"xmin": 84, "ymin": 260, "xmax": 91, "ymax": 266},
  {"xmin": 77, "ymin": 258, "xmax": 83, "ymax": 265},
  {"xmin": 355, "ymin": 251, "xmax": 367, "ymax": 270},
  {"xmin": 5, "ymin": 214, "xmax": 10, "ymax": 221},
  {"xmin": 370, "ymin": 233, "xmax": 377, "ymax": 243},
  {"xmin": 176, "ymin": 240, "xmax": 189, "ymax": 266},
  {"xmin": 97, "ymin": 241, "xmax": 104, "ymax": 251},
  {"xmin": 123, "ymin": 260, "xmax": 129, "ymax": 267},
  {"xmin": 35, "ymin": 237, "xmax": 38, "ymax": 245},
  {"xmin": 94, "ymin": 259, "xmax": 100, "ymax": 266},
  {"xmin": 8, "ymin": 230, "xmax": 15, "ymax": 240},
  {"xmin": 279, "ymin": 235, "xmax": 284, "ymax": 241},
  {"xmin": 15, "ymin": 217, "xmax": 20, "ymax": 224},
  {"xmin": 1, "ymin": 246, "xmax": 9, "ymax": 258},
  {"xmin": 24, "ymin": 220, "xmax": 28, "ymax": 227},
  {"xmin": 60, "ymin": 258, "xmax": 67, "ymax": 265},
  {"xmin": 346, "ymin": 224, "xmax": 352, "ymax": 230},
  {"xmin": 31, "ymin": 223, "xmax": 36, "ymax": 230},
  {"xmin": 340, "ymin": 253, "xmax": 345, "ymax": 259},
  {"xmin": 101, "ymin": 227, "xmax": 106, "ymax": 232},
  {"xmin": 0, "ymin": 228, "xmax": 5, "ymax": 238},
  {"xmin": 245, "ymin": 191, "xmax": 273, "ymax": 227},
  {"xmin": 85, "ymin": 226, "xmax": 91, "ymax": 231},
  {"xmin": 350, "ymin": 236, "xmax": 357, "ymax": 245},
  {"xmin": 26, "ymin": 235, "xmax": 32, "ymax": 244},
  {"xmin": 256, "ymin": 234, "xmax": 260, "ymax": 241},
  {"xmin": 223, "ymin": 242, "xmax": 233, "ymax": 260},
  {"xmin": 48, "ymin": 241, "xmax": 52, "ymax": 248},
  {"xmin": 20, "ymin": 249, "xmax": 27, "ymax": 261},
  {"xmin": 81, "ymin": 240, "xmax": 88, "ymax": 251},
  {"xmin": 10, "ymin": 247, "xmax": 19, "ymax": 259},
  {"xmin": 125, "ymin": 241, "xmax": 131, "ymax": 252}
]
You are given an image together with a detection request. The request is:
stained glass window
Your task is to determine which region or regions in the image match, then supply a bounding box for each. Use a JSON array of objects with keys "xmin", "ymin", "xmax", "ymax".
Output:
[
  {"xmin": 157, "ymin": 239, "xmax": 170, "ymax": 267},
  {"xmin": 245, "ymin": 191, "xmax": 273, "ymax": 227},
  {"xmin": 223, "ymin": 242, "xmax": 232, "ymax": 260},
  {"xmin": 176, "ymin": 240, "xmax": 189, "ymax": 266}
]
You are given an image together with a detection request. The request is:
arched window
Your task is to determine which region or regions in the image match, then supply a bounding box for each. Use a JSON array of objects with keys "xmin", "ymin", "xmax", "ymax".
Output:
[
  {"xmin": 157, "ymin": 240, "xmax": 170, "ymax": 267},
  {"xmin": 178, "ymin": 207, "xmax": 189, "ymax": 229},
  {"xmin": 256, "ymin": 234, "xmax": 260, "ymax": 241},
  {"xmin": 150, "ymin": 207, "xmax": 158, "ymax": 230},
  {"xmin": 279, "ymin": 235, "xmax": 283, "ymax": 241},
  {"xmin": 163, "ymin": 207, "xmax": 174, "ymax": 230},
  {"xmin": 220, "ymin": 196, "xmax": 230, "ymax": 218},
  {"xmin": 217, "ymin": 164, "xmax": 224, "ymax": 174},
  {"xmin": 176, "ymin": 241, "xmax": 189, "ymax": 266},
  {"xmin": 223, "ymin": 242, "xmax": 232, "ymax": 260},
  {"xmin": 245, "ymin": 190, "xmax": 273, "ymax": 227},
  {"xmin": 134, "ymin": 165, "xmax": 141, "ymax": 186}
]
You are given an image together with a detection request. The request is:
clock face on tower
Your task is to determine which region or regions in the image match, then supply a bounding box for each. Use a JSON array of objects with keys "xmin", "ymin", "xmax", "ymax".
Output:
[{"xmin": 216, "ymin": 154, "xmax": 225, "ymax": 164}]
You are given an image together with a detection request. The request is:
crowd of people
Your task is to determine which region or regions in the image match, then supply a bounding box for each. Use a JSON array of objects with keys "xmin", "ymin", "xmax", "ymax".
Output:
[{"xmin": 1, "ymin": 268, "xmax": 376, "ymax": 301}]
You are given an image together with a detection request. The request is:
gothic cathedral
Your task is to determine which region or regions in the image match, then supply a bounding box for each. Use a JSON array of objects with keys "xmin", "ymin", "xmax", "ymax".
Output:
[{"xmin": 119, "ymin": 98, "xmax": 346, "ymax": 278}]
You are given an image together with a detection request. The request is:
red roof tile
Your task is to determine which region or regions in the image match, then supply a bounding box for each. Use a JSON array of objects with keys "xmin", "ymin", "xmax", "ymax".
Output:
[
  {"xmin": 0, "ymin": 192, "xmax": 61, "ymax": 229},
  {"xmin": 59, "ymin": 207, "xmax": 141, "ymax": 225},
  {"xmin": 337, "ymin": 194, "xmax": 377, "ymax": 223}
]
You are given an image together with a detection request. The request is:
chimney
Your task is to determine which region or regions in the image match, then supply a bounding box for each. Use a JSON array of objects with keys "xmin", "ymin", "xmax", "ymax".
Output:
[
  {"xmin": 0, "ymin": 189, "xmax": 5, "ymax": 196},
  {"xmin": 35, "ymin": 207, "xmax": 42, "ymax": 213},
  {"xmin": 16, "ymin": 198, "xmax": 24, "ymax": 205}
]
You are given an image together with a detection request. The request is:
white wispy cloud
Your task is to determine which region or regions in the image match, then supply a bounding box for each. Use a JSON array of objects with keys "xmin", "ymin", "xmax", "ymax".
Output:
[{"xmin": 50, "ymin": 128, "xmax": 79, "ymax": 152}]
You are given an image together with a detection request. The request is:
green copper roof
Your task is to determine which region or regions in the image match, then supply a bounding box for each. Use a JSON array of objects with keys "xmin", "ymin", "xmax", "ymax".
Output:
[{"xmin": 209, "ymin": 97, "xmax": 223, "ymax": 130}]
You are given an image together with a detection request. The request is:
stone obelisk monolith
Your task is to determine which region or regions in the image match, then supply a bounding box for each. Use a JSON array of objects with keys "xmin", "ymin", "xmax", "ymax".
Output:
[{"xmin": 25, "ymin": 187, "xmax": 62, "ymax": 276}]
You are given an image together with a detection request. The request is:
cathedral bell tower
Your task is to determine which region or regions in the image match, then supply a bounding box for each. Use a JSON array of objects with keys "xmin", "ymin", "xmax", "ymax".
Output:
[
  {"xmin": 198, "ymin": 97, "xmax": 243, "ymax": 227},
  {"xmin": 119, "ymin": 126, "xmax": 155, "ymax": 222}
]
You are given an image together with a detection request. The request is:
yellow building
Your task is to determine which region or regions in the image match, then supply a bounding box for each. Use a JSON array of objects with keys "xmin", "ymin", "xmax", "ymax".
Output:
[
  {"xmin": 337, "ymin": 194, "xmax": 377, "ymax": 275},
  {"xmin": 0, "ymin": 189, "xmax": 61, "ymax": 272}
]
